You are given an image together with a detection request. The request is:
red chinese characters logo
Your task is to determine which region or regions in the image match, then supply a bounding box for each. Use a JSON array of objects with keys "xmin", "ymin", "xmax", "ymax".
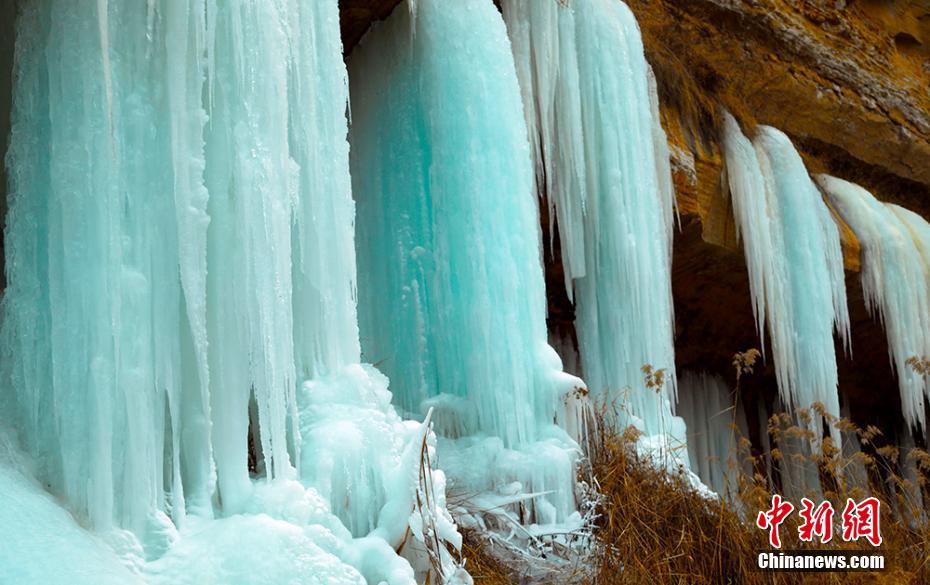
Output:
[
  {"xmin": 798, "ymin": 498, "xmax": 834, "ymax": 544},
  {"xmin": 756, "ymin": 494, "xmax": 794, "ymax": 548},
  {"xmin": 757, "ymin": 496, "xmax": 882, "ymax": 548},
  {"xmin": 841, "ymin": 497, "xmax": 882, "ymax": 546}
]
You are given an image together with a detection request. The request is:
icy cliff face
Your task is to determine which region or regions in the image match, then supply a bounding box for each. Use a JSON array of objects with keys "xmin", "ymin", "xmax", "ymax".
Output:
[
  {"xmin": 1, "ymin": 0, "xmax": 461, "ymax": 582},
  {"xmin": 6, "ymin": 0, "xmax": 930, "ymax": 580}
]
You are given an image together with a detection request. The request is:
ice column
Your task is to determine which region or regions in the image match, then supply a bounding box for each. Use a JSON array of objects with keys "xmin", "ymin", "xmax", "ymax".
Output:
[
  {"xmin": 349, "ymin": 0, "xmax": 585, "ymax": 523},
  {"xmin": 818, "ymin": 175, "xmax": 930, "ymax": 432},
  {"xmin": 722, "ymin": 116, "xmax": 849, "ymax": 446},
  {"xmin": 2, "ymin": 0, "xmax": 199, "ymax": 532},
  {"xmin": 201, "ymin": 0, "xmax": 364, "ymax": 513},
  {"xmin": 4, "ymin": 0, "xmax": 382, "ymax": 532},
  {"xmin": 501, "ymin": 0, "xmax": 680, "ymax": 440}
]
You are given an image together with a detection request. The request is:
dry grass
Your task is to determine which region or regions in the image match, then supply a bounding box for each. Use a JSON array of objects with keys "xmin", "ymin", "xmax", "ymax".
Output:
[
  {"xmin": 462, "ymin": 415, "xmax": 928, "ymax": 584},
  {"xmin": 460, "ymin": 530, "xmax": 520, "ymax": 584},
  {"xmin": 460, "ymin": 356, "xmax": 930, "ymax": 583},
  {"xmin": 586, "ymin": 403, "xmax": 930, "ymax": 584}
]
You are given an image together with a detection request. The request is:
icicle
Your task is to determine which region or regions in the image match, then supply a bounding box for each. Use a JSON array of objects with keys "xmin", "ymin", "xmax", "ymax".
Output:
[
  {"xmin": 165, "ymin": 0, "xmax": 213, "ymax": 518},
  {"xmin": 3, "ymin": 0, "xmax": 470, "ymax": 579},
  {"xmin": 893, "ymin": 204, "xmax": 930, "ymax": 270},
  {"xmin": 288, "ymin": 0, "xmax": 363, "ymax": 383},
  {"xmin": 3, "ymin": 3, "xmax": 462, "ymax": 581},
  {"xmin": 2, "ymin": 0, "xmax": 182, "ymax": 532},
  {"xmin": 502, "ymin": 0, "xmax": 680, "ymax": 442},
  {"xmin": 648, "ymin": 64, "xmax": 678, "ymax": 251},
  {"xmin": 349, "ymin": 0, "xmax": 585, "ymax": 525},
  {"xmin": 818, "ymin": 175, "xmax": 930, "ymax": 432},
  {"xmin": 96, "ymin": 0, "xmax": 113, "ymax": 144},
  {"xmin": 721, "ymin": 112, "xmax": 774, "ymax": 347},
  {"xmin": 501, "ymin": 0, "xmax": 587, "ymax": 300},
  {"xmin": 723, "ymin": 118, "xmax": 848, "ymax": 449},
  {"xmin": 203, "ymin": 0, "xmax": 308, "ymax": 509},
  {"xmin": 351, "ymin": 0, "xmax": 577, "ymax": 447}
]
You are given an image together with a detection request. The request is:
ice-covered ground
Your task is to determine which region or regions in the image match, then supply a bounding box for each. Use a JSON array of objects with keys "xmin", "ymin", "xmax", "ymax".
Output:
[{"xmin": 0, "ymin": 436, "xmax": 144, "ymax": 585}]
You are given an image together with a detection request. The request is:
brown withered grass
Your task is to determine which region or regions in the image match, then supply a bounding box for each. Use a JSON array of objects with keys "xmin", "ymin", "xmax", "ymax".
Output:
[
  {"xmin": 586, "ymin": 400, "xmax": 930, "ymax": 584},
  {"xmin": 459, "ymin": 529, "xmax": 520, "ymax": 584},
  {"xmin": 462, "ymin": 358, "xmax": 930, "ymax": 583}
]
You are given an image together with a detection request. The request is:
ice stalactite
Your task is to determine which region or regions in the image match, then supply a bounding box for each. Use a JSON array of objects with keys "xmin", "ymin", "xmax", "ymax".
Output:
[
  {"xmin": 722, "ymin": 114, "xmax": 849, "ymax": 449},
  {"xmin": 817, "ymin": 175, "xmax": 930, "ymax": 432},
  {"xmin": 817, "ymin": 176, "xmax": 930, "ymax": 520},
  {"xmin": 2, "ymin": 0, "xmax": 462, "ymax": 582},
  {"xmin": 501, "ymin": 0, "xmax": 682, "ymax": 449},
  {"xmin": 349, "ymin": 0, "xmax": 586, "ymax": 527},
  {"xmin": 676, "ymin": 372, "xmax": 748, "ymax": 499},
  {"xmin": 893, "ymin": 204, "xmax": 930, "ymax": 270}
]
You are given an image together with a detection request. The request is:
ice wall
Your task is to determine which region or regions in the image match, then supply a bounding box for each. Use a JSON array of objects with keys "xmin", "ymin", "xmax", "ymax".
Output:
[
  {"xmin": 722, "ymin": 115, "xmax": 849, "ymax": 447},
  {"xmin": 2, "ymin": 0, "xmax": 337, "ymax": 531},
  {"xmin": 349, "ymin": 0, "xmax": 585, "ymax": 524},
  {"xmin": 2, "ymin": 0, "xmax": 461, "ymax": 582},
  {"xmin": 818, "ymin": 175, "xmax": 930, "ymax": 432},
  {"xmin": 501, "ymin": 0, "xmax": 680, "ymax": 441}
]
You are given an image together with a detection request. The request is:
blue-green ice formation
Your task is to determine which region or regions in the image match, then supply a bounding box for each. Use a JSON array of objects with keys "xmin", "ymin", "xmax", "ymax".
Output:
[
  {"xmin": 4, "ymin": 0, "xmax": 930, "ymax": 582},
  {"xmin": 1, "ymin": 0, "xmax": 462, "ymax": 582}
]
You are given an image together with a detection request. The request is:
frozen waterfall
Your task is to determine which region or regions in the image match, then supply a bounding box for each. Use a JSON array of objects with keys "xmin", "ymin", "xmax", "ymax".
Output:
[
  {"xmin": 722, "ymin": 114, "xmax": 849, "ymax": 448},
  {"xmin": 5, "ymin": 0, "xmax": 930, "ymax": 580},
  {"xmin": 818, "ymin": 175, "xmax": 930, "ymax": 432},
  {"xmin": 1, "ymin": 0, "xmax": 462, "ymax": 583},
  {"xmin": 349, "ymin": 0, "xmax": 587, "ymax": 527},
  {"xmin": 501, "ymin": 0, "xmax": 682, "ymax": 450}
]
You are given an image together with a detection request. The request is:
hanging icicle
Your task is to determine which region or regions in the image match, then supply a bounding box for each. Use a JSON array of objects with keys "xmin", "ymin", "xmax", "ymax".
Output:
[
  {"xmin": 818, "ymin": 175, "xmax": 930, "ymax": 432},
  {"xmin": 349, "ymin": 0, "xmax": 586, "ymax": 525},
  {"xmin": 501, "ymin": 0, "xmax": 681, "ymax": 446},
  {"xmin": 1, "ymin": 1, "xmax": 462, "ymax": 582},
  {"xmin": 722, "ymin": 114, "xmax": 849, "ymax": 448}
]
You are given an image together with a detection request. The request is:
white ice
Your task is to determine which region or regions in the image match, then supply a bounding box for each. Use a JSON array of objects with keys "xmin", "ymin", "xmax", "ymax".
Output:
[
  {"xmin": 1, "ymin": 0, "xmax": 462, "ymax": 582},
  {"xmin": 818, "ymin": 175, "xmax": 930, "ymax": 432},
  {"xmin": 722, "ymin": 114, "xmax": 849, "ymax": 448},
  {"xmin": 501, "ymin": 0, "xmax": 681, "ymax": 445}
]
